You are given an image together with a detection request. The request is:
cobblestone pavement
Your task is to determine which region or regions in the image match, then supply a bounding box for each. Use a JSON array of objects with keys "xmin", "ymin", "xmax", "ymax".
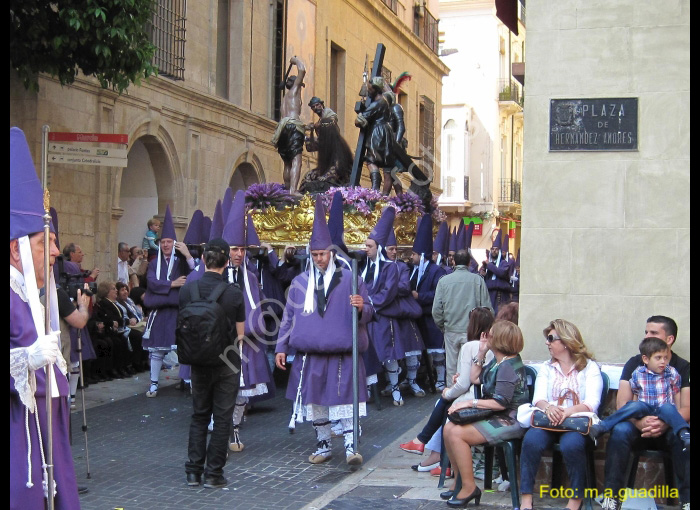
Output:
[{"xmin": 71, "ymin": 371, "xmax": 450, "ymax": 510}]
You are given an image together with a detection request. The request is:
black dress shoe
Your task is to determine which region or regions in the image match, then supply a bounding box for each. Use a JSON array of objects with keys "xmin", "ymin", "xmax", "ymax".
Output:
[
  {"xmin": 446, "ymin": 486, "xmax": 482, "ymax": 507},
  {"xmin": 186, "ymin": 473, "xmax": 201, "ymax": 486},
  {"xmin": 202, "ymin": 475, "xmax": 228, "ymax": 489},
  {"xmin": 78, "ymin": 486, "xmax": 89, "ymax": 495},
  {"xmin": 440, "ymin": 490, "xmax": 455, "ymax": 500}
]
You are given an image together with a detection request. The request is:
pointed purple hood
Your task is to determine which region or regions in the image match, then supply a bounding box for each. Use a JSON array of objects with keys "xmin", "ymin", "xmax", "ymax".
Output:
[
  {"xmin": 222, "ymin": 190, "xmax": 246, "ymax": 246},
  {"xmin": 309, "ymin": 197, "xmax": 333, "ymax": 251},
  {"xmin": 433, "ymin": 221, "xmax": 449, "ymax": 257},
  {"xmin": 161, "ymin": 205, "xmax": 177, "ymax": 241},
  {"xmin": 369, "ymin": 207, "xmax": 396, "ymax": 247},
  {"xmin": 465, "ymin": 221, "xmax": 475, "ymax": 250},
  {"xmin": 183, "ymin": 209, "xmax": 204, "ymax": 244},
  {"xmin": 10, "ymin": 127, "xmax": 54, "ymax": 240},
  {"xmin": 246, "ymin": 215, "xmax": 261, "ymax": 246},
  {"xmin": 209, "ymin": 200, "xmax": 224, "ymax": 241},
  {"xmin": 412, "ymin": 214, "xmax": 433, "ymax": 255}
]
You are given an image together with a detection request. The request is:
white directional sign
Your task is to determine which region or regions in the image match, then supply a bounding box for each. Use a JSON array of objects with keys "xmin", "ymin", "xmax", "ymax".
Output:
[
  {"xmin": 48, "ymin": 143, "xmax": 129, "ymax": 159},
  {"xmin": 48, "ymin": 153, "xmax": 128, "ymax": 167}
]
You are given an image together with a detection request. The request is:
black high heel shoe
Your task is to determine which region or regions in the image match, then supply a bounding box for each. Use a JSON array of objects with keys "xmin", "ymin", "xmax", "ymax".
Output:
[
  {"xmin": 446, "ymin": 486, "xmax": 482, "ymax": 507},
  {"xmin": 440, "ymin": 490, "xmax": 455, "ymax": 500}
]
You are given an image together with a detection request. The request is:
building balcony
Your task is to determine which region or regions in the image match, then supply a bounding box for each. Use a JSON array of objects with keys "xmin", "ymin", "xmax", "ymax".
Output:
[
  {"xmin": 498, "ymin": 79, "xmax": 524, "ymax": 114},
  {"xmin": 413, "ymin": 2, "xmax": 439, "ymax": 55},
  {"xmin": 498, "ymin": 178, "xmax": 522, "ymax": 216}
]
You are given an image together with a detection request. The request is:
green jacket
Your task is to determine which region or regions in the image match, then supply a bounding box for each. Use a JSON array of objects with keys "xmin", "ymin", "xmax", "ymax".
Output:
[{"xmin": 432, "ymin": 266, "xmax": 492, "ymax": 333}]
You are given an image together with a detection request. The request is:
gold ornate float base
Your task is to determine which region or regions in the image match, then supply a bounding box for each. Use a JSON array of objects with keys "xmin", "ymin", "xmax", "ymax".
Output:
[{"xmin": 250, "ymin": 195, "xmax": 422, "ymax": 247}]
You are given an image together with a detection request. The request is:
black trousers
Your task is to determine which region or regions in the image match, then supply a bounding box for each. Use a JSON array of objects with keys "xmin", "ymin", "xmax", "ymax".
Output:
[{"xmin": 185, "ymin": 363, "xmax": 240, "ymax": 478}]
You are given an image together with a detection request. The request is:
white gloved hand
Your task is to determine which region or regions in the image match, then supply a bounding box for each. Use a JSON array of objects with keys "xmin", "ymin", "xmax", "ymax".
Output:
[
  {"xmin": 27, "ymin": 334, "xmax": 61, "ymax": 371},
  {"xmin": 510, "ymin": 275, "xmax": 519, "ymax": 283}
]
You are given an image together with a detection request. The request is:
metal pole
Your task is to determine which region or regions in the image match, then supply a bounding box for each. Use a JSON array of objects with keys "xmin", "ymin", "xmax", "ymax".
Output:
[
  {"xmin": 351, "ymin": 258, "xmax": 359, "ymax": 457},
  {"xmin": 42, "ymin": 124, "xmax": 56, "ymax": 510},
  {"xmin": 76, "ymin": 328, "xmax": 91, "ymax": 478}
]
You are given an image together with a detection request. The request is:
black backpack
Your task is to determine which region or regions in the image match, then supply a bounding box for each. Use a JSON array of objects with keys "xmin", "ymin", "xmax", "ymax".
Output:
[{"xmin": 176, "ymin": 281, "xmax": 232, "ymax": 367}]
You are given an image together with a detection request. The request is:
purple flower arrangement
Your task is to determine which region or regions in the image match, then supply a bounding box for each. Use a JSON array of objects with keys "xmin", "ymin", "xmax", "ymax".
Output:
[
  {"xmin": 323, "ymin": 186, "xmax": 385, "ymax": 215},
  {"xmin": 387, "ymin": 192, "xmax": 426, "ymax": 215},
  {"xmin": 245, "ymin": 183, "xmax": 299, "ymax": 210},
  {"xmin": 431, "ymin": 195, "xmax": 447, "ymax": 223}
]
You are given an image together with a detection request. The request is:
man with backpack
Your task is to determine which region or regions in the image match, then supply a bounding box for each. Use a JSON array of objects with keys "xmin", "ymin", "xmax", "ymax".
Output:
[{"xmin": 179, "ymin": 238, "xmax": 245, "ymax": 489}]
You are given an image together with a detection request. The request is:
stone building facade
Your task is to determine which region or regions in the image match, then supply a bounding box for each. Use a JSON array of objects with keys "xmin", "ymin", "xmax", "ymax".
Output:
[{"xmin": 10, "ymin": 0, "xmax": 448, "ymax": 281}]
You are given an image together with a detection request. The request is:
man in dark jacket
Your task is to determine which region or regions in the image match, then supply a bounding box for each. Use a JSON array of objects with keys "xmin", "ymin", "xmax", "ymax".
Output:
[{"xmin": 181, "ymin": 238, "xmax": 245, "ymax": 489}]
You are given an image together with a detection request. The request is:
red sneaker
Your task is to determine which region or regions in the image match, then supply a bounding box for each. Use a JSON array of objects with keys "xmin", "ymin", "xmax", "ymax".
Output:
[
  {"xmin": 430, "ymin": 466, "xmax": 453, "ymax": 478},
  {"xmin": 399, "ymin": 440, "xmax": 425, "ymax": 454}
]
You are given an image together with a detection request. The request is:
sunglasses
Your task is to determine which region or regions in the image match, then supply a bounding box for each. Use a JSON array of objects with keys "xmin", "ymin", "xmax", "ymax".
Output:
[{"xmin": 545, "ymin": 335, "xmax": 561, "ymax": 344}]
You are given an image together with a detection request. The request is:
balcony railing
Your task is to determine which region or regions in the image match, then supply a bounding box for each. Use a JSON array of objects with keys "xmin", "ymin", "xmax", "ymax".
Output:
[
  {"xmin": 413, "ymin": 5, "xmax": 439, "ymax": 55},
  {"xmin": 499, "ymin": 79, "xmax": 523, "ymax": 106},
  {"xmin": 499, "ymin": 179, "xmax": 521, "ymax": 204}
]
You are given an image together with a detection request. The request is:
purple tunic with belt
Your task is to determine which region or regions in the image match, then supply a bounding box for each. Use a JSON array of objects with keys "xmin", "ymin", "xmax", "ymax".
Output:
[
  {"xmin": 277, "ymin": 266, "xmax": 373, "ymax": 407},
  {"xmin": 411, "ymin": 261, "xmax": 446, "ymax": 350},
  {"xmin": 142, "ymin": 253, "xmax": 189, "ymax": 350},
  {"xmin": 10, "ymin": 289, "xmax": 81, "ymax": 510}
]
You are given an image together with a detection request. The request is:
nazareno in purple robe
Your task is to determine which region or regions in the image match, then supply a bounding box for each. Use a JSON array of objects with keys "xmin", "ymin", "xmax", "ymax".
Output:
[
  {"xmin": 226, "ymin": 264, "xmax": 273, "ymax": 398},
  {"xmin": 142, "ymin": 253, "xmax": 190, "ymax": 350},
  {"xmin": 364, "ymin": 259, "xmax": 403, "ymax": 363},
  {"xmin": 277, "ymin": 266, "xmax": 373, "ymax": 408},
  {"xmin": 10, "ymin": 289, "xmax": 81, "ymax": 510},
  {"xmin": 412, "ymin": 260, "xmax": 447, "ymax": 350}
]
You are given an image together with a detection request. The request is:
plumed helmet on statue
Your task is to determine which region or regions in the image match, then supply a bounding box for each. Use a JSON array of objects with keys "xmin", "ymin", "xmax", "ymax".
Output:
[
  {"xmin": 465, "ymin": 221, "xmax": 475, "ymax": 250},
  {"xmin": 500, "ymin": 229, "xmax": 510, "ymax": 254},
  {"xmin": 492, "ymin": 228, "xmax": 502, "ymax": 249},
  {"xmin": 221, "ymin": 187, "xmax": 234, "ymax": 222},
  {"xmin": 328, "ymin": 191, "xmax": 349, "ymax": 256},
  {"xmin": 200, "ymin": 216, "xmax": 212, "ymax": 244},
  {"xmin": 309, "ymin": 197, "xmax": 333, "ymax": 251},
  {"xmin": 10, "ymin": 128, "xmax": 54, "ymax": 240},
  {"xmin": 246, "ymin": 215, "xmax": 260, "ymax": 247},
  {"xmin": 391, "ymin": 71, "xmax": 412, "ymax": 95},
  {"xmin": 161, "ymin": 205, "xmax": 177, "ymax": 241},
  {"xmin": 222, "ymin": 190, "xmax": 246, "ymax": 247},
  {"xmin": 183, "ymin": 209, "xmax": 203, "ymax": 244},
  {"xmin": 433, "ymin": 221, "xmax": 449, "ymax": 258},
  {"xmin": 369, "ymin": 207, "xmax": 395, "ymax": 248},
  {"xmin": 209, "ymin": 200, "xmax": 224, "ymax": 241},
  {"xmin": 412, "ymin": 213, "xmax": 433, "ymax": 256}
]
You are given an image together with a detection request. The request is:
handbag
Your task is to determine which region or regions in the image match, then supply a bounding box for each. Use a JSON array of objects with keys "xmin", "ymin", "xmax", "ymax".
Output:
[
  {"xmin": 530, "ymin": 389, "xmax": 593, "ymax": 435},
  {"xmin": 447, "ymin": 407, "xmax": 495, "ymax": 425}
]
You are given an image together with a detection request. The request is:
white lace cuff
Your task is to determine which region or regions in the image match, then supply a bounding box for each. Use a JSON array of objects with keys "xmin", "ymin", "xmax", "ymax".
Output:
[{"xmin": 10, "ymin": 347, "xmax": 37, "ymax": 412}]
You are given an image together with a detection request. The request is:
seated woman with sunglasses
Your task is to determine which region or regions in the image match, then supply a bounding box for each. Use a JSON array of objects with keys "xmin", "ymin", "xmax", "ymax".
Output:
[
  {"xmin": 399, "ymin": 307, "xmax": 495, "ymax": 475},
  {"xmin": 442, "ymin": 320, "xmax": 529, "ymax": 507},
  {"xmin": 519, "ymin": 320, "xmax": 602, "ymax": 510}
]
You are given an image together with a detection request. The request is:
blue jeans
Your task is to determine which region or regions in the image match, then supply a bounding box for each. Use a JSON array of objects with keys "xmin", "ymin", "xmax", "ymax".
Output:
[
  {"xmin": 599, "ymin": 401, "xmax": 689, "ymax": 436},
  {"xmin": 603, "ymin": 419, "xmax": 689, "ymax": 503},
  {"xmin": 417, "ymin": 397, "xmax": 452, "ymax": 444},
  {"xmin": 520, "ymin": 427, "xmax": 589, "ymax": 498}
]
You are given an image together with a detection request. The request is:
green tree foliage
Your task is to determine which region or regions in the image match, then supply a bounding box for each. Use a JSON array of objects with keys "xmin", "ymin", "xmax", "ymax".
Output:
[{"xmin": 10, "ymin": 0, "xmax": 158, "ymax": 93}]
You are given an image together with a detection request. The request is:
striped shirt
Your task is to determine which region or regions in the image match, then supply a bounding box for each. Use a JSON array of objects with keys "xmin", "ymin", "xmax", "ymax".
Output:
[{"xmin": 630, "ymin": 365, "xmax": 680, "ymax": 407}]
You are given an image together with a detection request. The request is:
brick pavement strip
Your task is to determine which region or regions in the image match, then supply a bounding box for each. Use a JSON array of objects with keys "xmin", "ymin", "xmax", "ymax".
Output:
[{"xmin": 71, "ymin": 378, "xmax": 442, "ymax": 510}]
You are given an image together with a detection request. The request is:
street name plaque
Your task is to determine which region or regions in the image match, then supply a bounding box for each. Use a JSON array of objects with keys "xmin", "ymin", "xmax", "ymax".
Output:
[{"xmin": 549, "ymin": 98, "xmax": 638, "ymax": 151}]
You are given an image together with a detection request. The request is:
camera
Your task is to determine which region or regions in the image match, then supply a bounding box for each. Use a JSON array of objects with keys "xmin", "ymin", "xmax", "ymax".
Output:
[{"xmin": 55, "ymin": 255, "xmax": 97, "ymax": 300}]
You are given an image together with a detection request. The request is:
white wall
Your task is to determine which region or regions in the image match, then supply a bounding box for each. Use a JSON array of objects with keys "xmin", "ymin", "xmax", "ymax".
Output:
[{"xmin": 118, "ymin": 140, "xmax": 159, "ymax": 250}]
